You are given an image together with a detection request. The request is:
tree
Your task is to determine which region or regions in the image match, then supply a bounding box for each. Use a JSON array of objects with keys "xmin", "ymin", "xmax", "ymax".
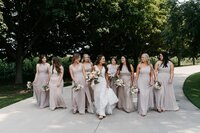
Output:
[
  {"xmin": 163, "ymin": 0, "xmax": 200, "ymax": 66},
  {"xmin": 1, "ymin": 0, "xmax": 73, "ymax": 84},
  {"xmin": 1, "ymin": 0, "xmax": 171, "ymax": 83}
]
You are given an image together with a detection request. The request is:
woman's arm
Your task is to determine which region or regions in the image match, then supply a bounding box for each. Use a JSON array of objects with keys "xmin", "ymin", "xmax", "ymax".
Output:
[
  {"xmin": 47, "ymin": 63, "xmax": 51, "ymax": 85},
  {"xmin": 154, "ymin": 62, "xmax": 159, "ymax": 81},
  {"xmin": 33, "ymin": 64, "xmax": 39, "ymax": 83},
  {"xmin": 69, "ymin": 65, "xmax": 76, "ymax": 83},
  {"xmin": 149, "ymin": 64, "xmax": 154, "ymax": 85},
  {"xmin": 134, "ymin": 64, "xmax": 140, "ymax": 86},
  {"xmin": 57, "ymin": 66, "xmax": 64, "ymax": 87},
  {"xmin": 130, "ymin": 64, "xmax": 134, "ymax": 84},
  {"xmin": 169, "ymin": 61, "xmax": 174, "ymax": 84},
  {"xmin": 82, "ymin": 64, "xmax": 86, "ymax": 80}
]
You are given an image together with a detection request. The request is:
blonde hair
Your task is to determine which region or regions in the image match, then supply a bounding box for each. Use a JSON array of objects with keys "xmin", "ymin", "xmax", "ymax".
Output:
[
  {"xmin": 72, "ymin": 53, "xmax": 81, "ymax": 63},
  {"xmin": 82, "ymin": 54, "xmax": 91, "ymax": 63},
  {"xmin": 141, "ymin": 53, "xmax": 150, "ymax": 65}
]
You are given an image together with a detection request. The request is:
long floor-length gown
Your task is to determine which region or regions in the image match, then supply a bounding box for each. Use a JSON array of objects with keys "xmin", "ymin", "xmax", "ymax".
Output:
[
  {"xmin": 108, "ymin": 64, "xmax": 118, "ymax": 95},
  {"xmin": 138, "ymin": 66, "xmax": 152, "ymax": 115},
  {"xmin": 71, "ymin": 64, "xmax": 94, "ymax": 114},
  {"xmin": 33, "ymin": 63, "xmax": 50, "ymax": 108},
  {"xmin": 154, "ymin": 64, "xmax": 165, "ymax": 111},
  {"xmin": 117, "ymin": 65, "xmax": 135, "ymax": 112},
  {"xmin": 158, "ymin": 63, "xmax": 179, "ymax": 111},
  {"xmin": 84, "ymin": 63, "xmax": 94, "ymax": 102},
  {"xmin": 93, "ymin": 66, "xmax": 118, "ymax": 116},
  {"xmin": 49, "ymin": 66, "xmax": 66, "ymax": 110}
]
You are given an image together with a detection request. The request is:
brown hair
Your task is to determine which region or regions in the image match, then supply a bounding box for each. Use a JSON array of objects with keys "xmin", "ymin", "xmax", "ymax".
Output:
[
  {"xmin": 72, "ymin": 53, "xmax": 81, "ymax": 63},
  {"xmin": 118, "ymin": 55, "xmax": 132, "ymax": 72},
  {"xmin": 111, "ymin": 56, "xmax": 118, "ymax": 64},
  {"xmin": 52, "ymin": 57, "xmax": 61, "ymax": 74},
  {"xmin": 38, "ymin": 55, "xmax": 46, "ymax": 63},
  {"xmin": 94, "ymin": 55, "xmax": 108, "ymax": 73}
]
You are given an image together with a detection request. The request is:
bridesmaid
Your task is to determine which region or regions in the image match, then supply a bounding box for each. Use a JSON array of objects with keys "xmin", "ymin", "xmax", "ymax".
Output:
[
  {"xmin": 107, "ymin": 57, "xmax": 119, "ymax": 95},
  {"xmin": 135, "ymin": 53, "xmax": 154, "ymax": 116},
  {"xmin": 154, "ymin": 52, "xmax": 179, "ymax": 111},
  {"xmin": 93, "ymin": 55, "xmax": 118, "ymax": 119},
  {"xmin": 117, "ymin": 56, "xmax": 135, "ymax": 113},
  {"xmin": 33, "ymin": 55, "xmax": 50, "ymax": 108},
  {"xmin": 69, "ymin": 53, "xmax": 94, "ymax": 114},
  {"xmin": 49, "ymin": 57, "xmax": 66, "ymax": 111},
  {"xmin": 82, "ymin": 54, "xmax": 94, "ymax": 102}
]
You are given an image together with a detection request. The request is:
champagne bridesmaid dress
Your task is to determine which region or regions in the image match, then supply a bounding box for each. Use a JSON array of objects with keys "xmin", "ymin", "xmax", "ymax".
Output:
[
  {"xmin": 49, "ymin": 66, "xmax": 66, "ymax": 110},
  {"xmin": 138, "ymin": 66, "xmax": 152, "ymax": 116},
  {"xmin": 107, "ymin": 64, "xmax": 118, "ymax": 95},
  {"xmin": 158, "ymin": 63, "xmax": 179, "ymax": 111},
  {"xmin": 84, "ymin": 63, "xmax": 94, "ymax": 102},
  {"xmin": 33, "ymin": 63, "xmax": 50, "ymax": 108},
  {"xmin": 117, "ymin": 65, "xmax": 135, "ymax": 112},
  {"xmin": 71, "ymin": 64, "xmax": 94, "ymax": 114}
]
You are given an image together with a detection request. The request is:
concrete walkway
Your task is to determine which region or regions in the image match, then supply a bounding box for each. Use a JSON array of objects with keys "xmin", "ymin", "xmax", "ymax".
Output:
[{"xmin": 0, "ymin": 65, "xmax": 200, "ymax": 133}]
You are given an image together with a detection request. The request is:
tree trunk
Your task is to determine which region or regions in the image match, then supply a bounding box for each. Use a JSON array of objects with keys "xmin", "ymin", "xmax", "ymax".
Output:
[
  {"xmin": 15, "ymin": 45, "xmax": 23, "ymax": 84},
  {"xmin": 177, "ymin": 56, "xmax": 181, "ymax": 66},
  {"xmin": 192, "ymin": 57, "xmax": 195, "ymax": 65}
]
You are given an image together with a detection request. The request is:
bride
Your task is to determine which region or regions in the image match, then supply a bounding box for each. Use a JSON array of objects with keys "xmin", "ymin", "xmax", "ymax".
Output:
[{"xmin": 92, "ymin": 55, "xmax": 118, "ymax": 119}]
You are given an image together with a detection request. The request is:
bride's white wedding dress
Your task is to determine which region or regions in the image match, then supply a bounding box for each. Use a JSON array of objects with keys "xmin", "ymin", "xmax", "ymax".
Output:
[{"xmin": 93, "ymin": 65, "xmax": 118, "ymax": 116}]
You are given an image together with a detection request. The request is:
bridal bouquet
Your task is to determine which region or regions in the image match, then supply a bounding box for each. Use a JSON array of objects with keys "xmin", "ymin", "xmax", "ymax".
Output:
[
  {"xmin": 108, "ymin": 72, "xmax": 117, "ymax": 80},
  {"xmin": 154, "ymin": 81, "xmax": 162, "ymax": 90},
  {"xmin": 86, "ymin": 70, "xmax": 100, "ymax": 85},
  {"xmin": 108, "ymin": 72, "xmax": 114, "ymax": 78},
  {"xmin": 130, "ymin": 86, "xmax": 139, "ymax": 95},
  {"xmin": 72, "ymin": 83, "xmax": 83, "ymax": 91},
  {"xmin": 42, "ymin": 85, "xmax": 49, "ymax": 91},
  {"xmin": 27, "ymin": 81, "xmax": 33, "ymax": 89},
  {"xmin": 114, "ymin": 78, "xmax": 125, "ymax": 87}
]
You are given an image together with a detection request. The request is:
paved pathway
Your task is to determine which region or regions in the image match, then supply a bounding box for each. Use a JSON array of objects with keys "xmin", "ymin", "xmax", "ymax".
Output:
[{"xmin": 0, "ymin": 65, "xmax": 200, "ymax": 133}]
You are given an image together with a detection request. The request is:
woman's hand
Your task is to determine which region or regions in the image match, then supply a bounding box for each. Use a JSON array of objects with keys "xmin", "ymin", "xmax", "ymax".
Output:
[
  {"xmin": 133, "ymin": 80, "xmax": 137, "ymax": 87},
  {"xmin": 168, "ymin": 78, "xmax": 173, "ymax": 84},
  {"xmin": 149, "ymin": 80, "xmax": 153, "ymax": 86},
  {"xmin": 57, "ymin": 82, "xmax": 61, "ymax": 87}
]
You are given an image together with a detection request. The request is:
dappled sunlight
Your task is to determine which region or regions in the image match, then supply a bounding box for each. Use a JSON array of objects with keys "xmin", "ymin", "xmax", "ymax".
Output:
[{"xmin": 0, "ymin": 110, "xmax": 21, "ymax": 122}]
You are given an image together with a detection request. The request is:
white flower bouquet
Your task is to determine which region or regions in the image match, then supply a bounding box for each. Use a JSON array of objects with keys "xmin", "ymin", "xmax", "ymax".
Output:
[
  {"xmin": 27, "ymin": 81, "xmax": 33, "ymax": 89},
  {"xmin": 72, "ymin": 83, "xmax": 84, "ymax": 91},
  {"xmin": 86, "ymin": 70, "xmax": 100, "ymax": 84},
  {"xmin": 42, "ymin": 85, "xmax": 49, "ymax": 91},
  {"xmin": 130, "ymin": 86, "xmax": 139, "ymax": 95},
  {"xmin": 108, "ymin": 72, "xmax": 115, "ymax": 79},
  {"xmin": 154, "ymin": 81, "xmax": 162, "ymax": 90},
  {"xmin": 114, "ymin": 78, "xmax": 125, "ymax": 87},
  {"xmin": 130, "ymin": 86, "xmax": 139, "ymax": 103}
]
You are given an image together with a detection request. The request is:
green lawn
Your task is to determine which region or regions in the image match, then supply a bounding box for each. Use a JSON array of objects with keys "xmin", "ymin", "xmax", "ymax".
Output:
[
  {"xmin": 0, "ymin": 80, "xmax": 71, "ymax": 109},
  {"xmin": 183, "ymin": 72, "xmax": 200, "ymax": 109},
  {"xmin": 0, "ymin": 84, "xmax": 33, "ymax": 109}
]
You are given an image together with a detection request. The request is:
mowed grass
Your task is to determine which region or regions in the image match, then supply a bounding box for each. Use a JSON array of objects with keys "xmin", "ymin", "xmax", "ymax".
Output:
[
  {"xmin": 0, "ymin": 80, "xmax": 71, "ymax": 109},
  {"xmin": 0, "ymin": 84, "xmax": 32, "ymax": 109},
  {"xmin": 183, "ymin": 72, "xmax": 200, "ymax": 109}
]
